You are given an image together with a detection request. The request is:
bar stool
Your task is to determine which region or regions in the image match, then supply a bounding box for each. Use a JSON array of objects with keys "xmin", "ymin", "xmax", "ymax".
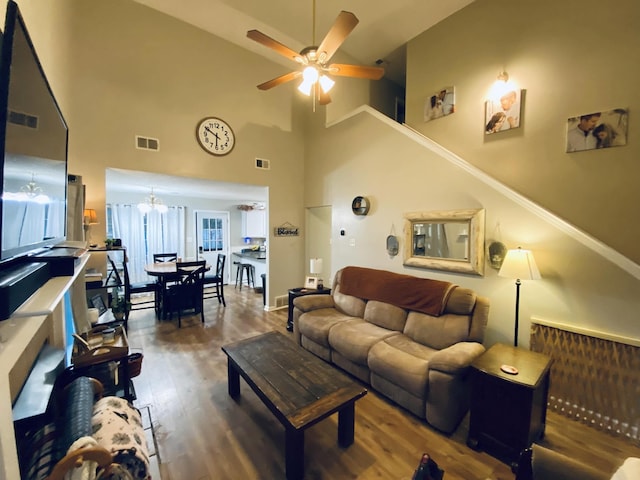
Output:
[{"xmin": 235, "ymin": 262, "xmax": 255, "ymax": 290}]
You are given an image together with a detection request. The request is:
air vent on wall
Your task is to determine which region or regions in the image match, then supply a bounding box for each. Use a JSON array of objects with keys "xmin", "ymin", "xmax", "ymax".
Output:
[
  {"xmin": 8, "ymin": 110, "xmax": 38, "ymax": 129},
  {"xmin": 255, "ymin": 158, "xmax": 270, "ymax": 170},
  {"xmin": 135, "ymin": 135, "xmax": 159, "ymax": 151},
  {"xmin": 275, "ymin": 295, "xmax": 288, "ymax": 308}
]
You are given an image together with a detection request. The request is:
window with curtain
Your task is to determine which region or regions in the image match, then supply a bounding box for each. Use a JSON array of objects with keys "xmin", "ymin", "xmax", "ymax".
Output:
[{"xmin": 106, "ymin": 204, "xmax": 186, "ymax": 283}]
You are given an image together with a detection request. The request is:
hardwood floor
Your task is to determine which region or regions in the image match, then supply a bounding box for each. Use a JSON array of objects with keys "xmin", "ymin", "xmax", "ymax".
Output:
[{"xmin": 127, "ymin": 287, "xmax": 638, "ymax": 479}]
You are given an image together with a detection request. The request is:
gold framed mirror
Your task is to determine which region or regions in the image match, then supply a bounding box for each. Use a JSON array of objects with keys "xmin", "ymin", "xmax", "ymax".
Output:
[{"xmin": 403, "ymin": 208, "xmax": 485, "ymax": 275}]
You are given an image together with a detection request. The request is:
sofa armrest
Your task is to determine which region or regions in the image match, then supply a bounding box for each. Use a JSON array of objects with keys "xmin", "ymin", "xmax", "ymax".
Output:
[
  {"xmin": 428, "ymin": 342, "xmax": 485, "ymax": 374},
  {"xmin": 293, "ymin": 294, "xmax": 335, "ymax": 313}
]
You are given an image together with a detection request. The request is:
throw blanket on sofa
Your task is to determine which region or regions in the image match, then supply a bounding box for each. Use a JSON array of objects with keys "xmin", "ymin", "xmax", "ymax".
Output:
[{"xmin": 339, "ymin": 266, "xmax": 455, "ymax": 317}]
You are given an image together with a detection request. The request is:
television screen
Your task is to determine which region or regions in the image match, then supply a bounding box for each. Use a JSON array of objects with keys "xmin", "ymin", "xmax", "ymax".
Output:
[{"xmin": 0, "ymin": 0, "xmax": 68, "ymax": 264}]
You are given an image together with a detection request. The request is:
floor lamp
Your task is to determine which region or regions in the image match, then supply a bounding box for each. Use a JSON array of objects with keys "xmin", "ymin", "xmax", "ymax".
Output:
[{"xmin": 498, "ymin": 247, "xmax": 540, "ymax": 347}]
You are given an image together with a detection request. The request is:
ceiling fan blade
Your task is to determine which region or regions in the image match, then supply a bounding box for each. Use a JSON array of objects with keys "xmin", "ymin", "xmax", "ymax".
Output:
[
  {"xmin": 317, "ymin": 11, "xmax": 359, "ymax": 63},
  {"xmin": 257, "ymin": 71, "xmax": 302, "ymax": 90},
  {"xmin": 328, "ymin": 63, "xmax": 385, "ymax": 80},
  {"xmin": 317, "ymin": 84, "xmax": 332, "ymax": 105},
  {"xmin": 247, "ymin": 30, "xmax": 302, "ymax": 63}
]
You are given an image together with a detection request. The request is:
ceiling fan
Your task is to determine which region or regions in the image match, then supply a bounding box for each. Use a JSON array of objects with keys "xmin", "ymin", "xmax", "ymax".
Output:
[{"xmin": 247, "ymin": 2, "xmax": 384, "ymax": 105}]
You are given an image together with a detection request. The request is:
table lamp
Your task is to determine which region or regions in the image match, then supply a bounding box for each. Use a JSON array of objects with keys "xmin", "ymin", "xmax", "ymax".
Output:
[
  {"xmin": 310, "ymin": 258, "xmax": 323, "ymax": 289},
  {"xmin": 498, "ymin": 246, "xmax": 540, "ymax": 347},
  {"xmin": 83, "ymin": 208, "xmax": 98, "ymax": 244}
]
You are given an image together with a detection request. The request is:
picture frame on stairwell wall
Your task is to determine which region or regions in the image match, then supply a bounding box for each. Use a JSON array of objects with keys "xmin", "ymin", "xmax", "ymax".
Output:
[
  {"xmin": 485, "ymin": 89, "xmax": 522, "ymax": 135},
  {"xmin": 565, "ymin": 107, "xmax": 628, "ymax": 153},
  {"xmin": 424, "ymin": 85, "xmax": 455, "ymax": 122},
  {"xmin": 304, "ymin": 276, "xmax": 317, "ymax": 289}
]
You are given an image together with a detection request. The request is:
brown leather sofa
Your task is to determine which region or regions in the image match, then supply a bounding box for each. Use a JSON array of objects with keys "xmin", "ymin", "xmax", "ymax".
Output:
[{"xmin": 292, "ymin": 266, "xmax": 490, "ymax": 433}]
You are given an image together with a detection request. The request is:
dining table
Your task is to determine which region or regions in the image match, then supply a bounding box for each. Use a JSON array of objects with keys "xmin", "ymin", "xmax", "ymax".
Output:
[{"xmin": 144, "ymin": 261, "xmax": 210, "ymax": 319}]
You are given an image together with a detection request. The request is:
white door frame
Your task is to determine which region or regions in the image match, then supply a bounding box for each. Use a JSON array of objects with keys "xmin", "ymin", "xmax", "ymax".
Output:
[{"xmin": 194, "ymin": 209, "xmax": 230, "ymax": 284}]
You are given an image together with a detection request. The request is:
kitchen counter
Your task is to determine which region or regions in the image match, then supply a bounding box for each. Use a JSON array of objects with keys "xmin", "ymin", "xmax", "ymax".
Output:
[{"xmin": 233, "ymin": 251, "xmax": 266, "ymax": 261}]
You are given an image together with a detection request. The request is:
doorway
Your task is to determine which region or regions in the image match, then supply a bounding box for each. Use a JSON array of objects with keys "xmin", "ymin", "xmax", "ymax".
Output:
[{"xmin": 195, "ymin": 210, "xmax": 230, "ymax": 284}]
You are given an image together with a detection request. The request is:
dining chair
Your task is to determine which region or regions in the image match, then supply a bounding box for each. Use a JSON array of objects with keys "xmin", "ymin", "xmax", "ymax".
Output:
[
  {"xmin": 164, "ymin": 260, "xmax": 206, "ymax": 327},
  {"xmin": 153, "ymin": 252, "xmax": 177, "ymax": 263},
  {"xmin": 203, "ymin": 254, "xmax": 226, "ymax": 306},
  {"xmin": 153, "ymin": 252, "xmax": 180, "ymax": 287},
  {"xmin": 121, "ymin": 256, "xmax": 158, "ymax": 318}
]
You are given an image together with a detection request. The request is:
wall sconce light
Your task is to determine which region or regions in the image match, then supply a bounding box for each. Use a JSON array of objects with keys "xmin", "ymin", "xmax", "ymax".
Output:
[{"xmin": 487, "ymin": 70, "xmax": 518, "ymax": 102}]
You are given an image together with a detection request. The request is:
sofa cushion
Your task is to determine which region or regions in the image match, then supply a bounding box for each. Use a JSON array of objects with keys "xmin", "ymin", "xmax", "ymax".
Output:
[
  {"xmin": 333, "ymin": 287, "xmax": 366, "ymax": 318},
  {"xmin": 443, "ymin": 287, "xmax": 476, "ymax": 315},
  {"xmin": 328, "ymin": 318, "xmax": 400, "ymax": 366},
  {"xmin": 368, "ymin": 335, "xmax": 437, "ymax": 397},
  {"xmin": 298, "ymin": 308, "xmax": 353, "ymax": 347},
  {"xmin": 404, "ymin": 311, "xmax": 471, "ymax": 350},
  {"xmin": 363, "ymin": 300, "xmax": 408, "ymax": 331}
]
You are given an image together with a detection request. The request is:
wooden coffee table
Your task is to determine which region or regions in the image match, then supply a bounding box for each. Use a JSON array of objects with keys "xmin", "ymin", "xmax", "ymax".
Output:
[{"xmin": 222, "ymin": 331, "xmax": 368, "ymax": 480}]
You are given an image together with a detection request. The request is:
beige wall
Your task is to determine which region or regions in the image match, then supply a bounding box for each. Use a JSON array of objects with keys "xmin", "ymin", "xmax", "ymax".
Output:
[
  {"xmin": 16, "ymin": 0, "xmax": 308, "ymax": 306},
  {"xmin": 405, "ymin": 0, "xmax": 640, "ymax": 264},
  {"xmin": 306, "ymin": 108, "xmax": 640, "ymax": 347}
]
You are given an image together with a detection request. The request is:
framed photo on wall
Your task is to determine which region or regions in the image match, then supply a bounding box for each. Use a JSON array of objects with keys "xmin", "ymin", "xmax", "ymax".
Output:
[
  {"xmin": 485, "ymin": 89, "xmax": 522, "ymax": 134},
  {"xmin": 424, "ymin": 86, "xmax": 455, "ymax": 122},
  {"xmin": 566, "ymin": 107, "xmax": 628, "ymax": 153}
]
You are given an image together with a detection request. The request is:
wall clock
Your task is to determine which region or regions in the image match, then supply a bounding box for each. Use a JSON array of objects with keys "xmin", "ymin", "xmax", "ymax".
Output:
[
  {"xmin": 352, "ymin": 196, "xmax": 370, "ymax": 216},
  {"xmin": 196, "ymin": 117, "xmax": 235, "ymax": 156}
]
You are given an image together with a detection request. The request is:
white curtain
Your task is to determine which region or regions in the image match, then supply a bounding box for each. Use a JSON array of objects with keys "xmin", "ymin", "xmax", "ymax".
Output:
[{"xmin": 108, "ymin": 204, "xmax": 186, "ymax": 283}]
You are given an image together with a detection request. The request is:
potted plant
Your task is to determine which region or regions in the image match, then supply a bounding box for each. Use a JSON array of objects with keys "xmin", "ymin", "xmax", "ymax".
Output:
[
  {"xmin": 105, "ymin": 238, "xmax": 115, "ymax": 250},
  {"xmin": 110, "ymin": 288, "xmax": 129, "ymax": 320}
]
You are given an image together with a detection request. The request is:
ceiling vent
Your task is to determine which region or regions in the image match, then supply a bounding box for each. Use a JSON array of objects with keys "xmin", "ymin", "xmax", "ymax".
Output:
[
  {"xmin": 8, "ymin": 110, "xmax": 38, "ymax": 129},
  {"xmin": 255, "ymin": 158, "xmax": 270, "ymax": 170},
  {"xmin": 135, "ymin": 135, "xmax": 159, "ymax": 151}
]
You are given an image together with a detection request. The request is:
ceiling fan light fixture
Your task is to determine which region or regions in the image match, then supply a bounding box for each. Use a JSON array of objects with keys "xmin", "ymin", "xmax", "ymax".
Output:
[
  {"xmin": 301, "ymin": 66, "xmax": 319, "ymax": 83},
  {"xmin": 319, "ymin": 74, "xmax": 335, "ymax": 93},
  {"xmin": 297, "ymin": 79, "xmax": 314, "ymax": 96}
]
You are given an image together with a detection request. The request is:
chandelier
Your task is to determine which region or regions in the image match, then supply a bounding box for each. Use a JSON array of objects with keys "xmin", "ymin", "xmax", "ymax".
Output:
[
  {"xmin": 3, "ymin": 173, "xmax": 50, "ymax": 203},
  {"xmin": 137, "ymin": 187, "xmax": 168, "ymax": 214}
]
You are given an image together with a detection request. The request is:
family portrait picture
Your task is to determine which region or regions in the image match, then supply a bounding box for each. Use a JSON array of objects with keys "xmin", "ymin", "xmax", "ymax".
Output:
[
  {"xmin": 485, "ymin": 89, "xmax": 522, "ymax": 134},
  {"xmin": 424, "ymin": 86, "xmax": 455, "ymax": 122},
  {"xmin": 566, "ymin": 108, "xmax": 628, "ymax": 153}
]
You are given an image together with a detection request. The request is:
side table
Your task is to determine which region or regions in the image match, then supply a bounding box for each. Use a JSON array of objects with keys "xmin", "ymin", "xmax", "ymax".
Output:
[
  {"xmin": 287, "ymin": 287, "xmax": 332, "ymax": 332},
  {"xmin": 467, "ymin": 343, "xmax": 552, "ymax": 469}
]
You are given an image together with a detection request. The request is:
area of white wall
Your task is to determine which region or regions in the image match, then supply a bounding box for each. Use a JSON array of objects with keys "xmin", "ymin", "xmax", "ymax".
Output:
[
  {"xmin": 305, "ymin": 108, "xmax": 640, "ymax": 348},
  {"xmin": 404, "ymin": 0, "xmax": 640, "ymax": 265}
]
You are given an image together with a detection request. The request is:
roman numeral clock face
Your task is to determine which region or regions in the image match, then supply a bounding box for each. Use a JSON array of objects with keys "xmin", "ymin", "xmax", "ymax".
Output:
[{"xmin": 196, "ymin": 117, "xmax": 235, "ymax": 156}]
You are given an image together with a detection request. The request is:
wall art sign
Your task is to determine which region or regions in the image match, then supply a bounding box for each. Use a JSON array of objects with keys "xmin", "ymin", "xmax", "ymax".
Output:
[{"xmin": 274, "ymin": 222, "xmax": 299, "ymax": 237}]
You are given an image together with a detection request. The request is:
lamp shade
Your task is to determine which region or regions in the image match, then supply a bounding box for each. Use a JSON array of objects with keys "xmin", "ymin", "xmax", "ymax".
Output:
[
  {"xmin": 498, "ymin": 247, "xmax": 540, "ymax": 280},
  {"xmin": 310, "ymin": 258, "xmax": 323, "ymax": 275},
  {"xmin": 83, "ymin": 208, "xmax": 98, "ymax": 225}
]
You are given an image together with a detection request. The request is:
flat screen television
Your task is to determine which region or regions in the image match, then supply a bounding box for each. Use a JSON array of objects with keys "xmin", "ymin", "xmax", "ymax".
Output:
[{"xmin": 0, "ymin": 0, "xmax": 68, "ymax": 266}]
